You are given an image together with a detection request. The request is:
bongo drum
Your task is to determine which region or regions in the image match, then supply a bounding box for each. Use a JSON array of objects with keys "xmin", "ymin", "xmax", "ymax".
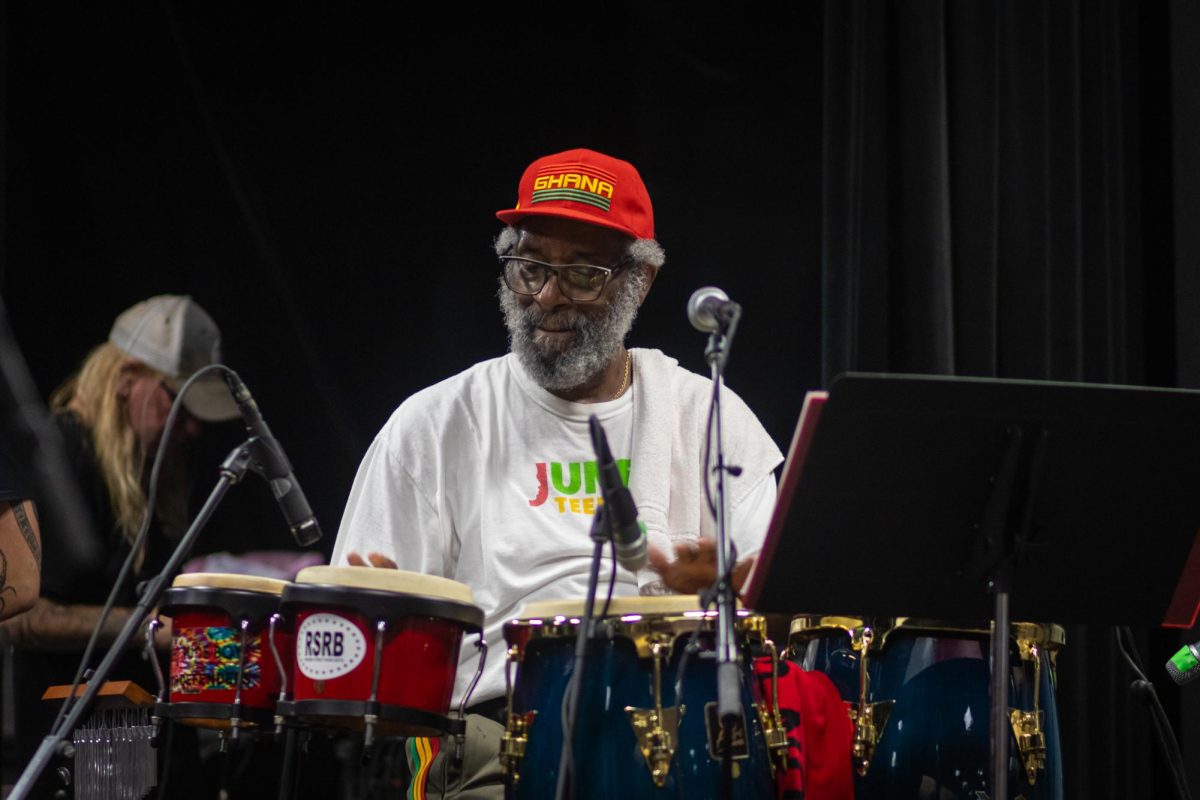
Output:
[
  {"xmin": 155, "ymin": 572, "xmax": 292, "ymax": 731},
  {"xmin": 280, "ymin": 566, "xmax": 485, "ymax": 742},
  {"xmin": 789, "ymin": 615, "xmax": 1065, "ymax": 800},
  {"xmin": 501, "ymin": 596, "xmax": 787, "ymax": 799}
]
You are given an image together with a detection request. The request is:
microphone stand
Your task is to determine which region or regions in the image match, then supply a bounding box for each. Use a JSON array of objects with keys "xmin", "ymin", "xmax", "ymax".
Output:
[
  {"xmin": 703, "ymin": 303, "xmax": 742, "ymax": 800},
  {"xmin": 9, "ymin": 436, "xmax": 277, "ymax": 800},
  {"xmin": 553, "ymin": 504, "xmax": 612, "ymax": 800}
]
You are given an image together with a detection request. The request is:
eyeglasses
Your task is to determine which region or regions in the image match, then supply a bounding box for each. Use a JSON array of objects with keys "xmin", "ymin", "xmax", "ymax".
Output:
[{"xmin": 499, "ymin": 254, "xmax": 632, "ymax": 302}]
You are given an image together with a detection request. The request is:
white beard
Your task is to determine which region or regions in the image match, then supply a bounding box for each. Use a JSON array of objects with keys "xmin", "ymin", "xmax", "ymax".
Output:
[{"xmin": 499, "ymin": 271, "xmax": 645, "ymax": 392}]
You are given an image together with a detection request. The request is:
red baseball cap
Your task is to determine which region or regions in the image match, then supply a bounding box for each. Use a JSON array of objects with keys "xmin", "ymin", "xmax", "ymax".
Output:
[{"xmin": 496, "ymin": 148, "xmax": 654, "ymax": 240}]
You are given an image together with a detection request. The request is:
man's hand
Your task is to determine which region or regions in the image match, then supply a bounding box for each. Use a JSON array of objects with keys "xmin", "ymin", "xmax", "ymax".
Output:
[
  {"xmin": 346, "ymin": 551, "xmax": 398, "ymax": 569},
  {"xmin": 648, "ymin": 539, "xmax": 755, "ymax": 595}
]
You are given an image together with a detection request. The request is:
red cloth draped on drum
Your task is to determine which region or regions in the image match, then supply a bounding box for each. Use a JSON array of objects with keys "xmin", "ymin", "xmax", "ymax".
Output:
[{"xmin": 754, "ymin": 657, "xmax": 854, "ymax": 800}]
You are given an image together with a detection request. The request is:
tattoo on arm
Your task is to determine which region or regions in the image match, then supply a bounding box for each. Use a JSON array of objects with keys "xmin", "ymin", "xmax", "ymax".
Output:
[
  {"xmin": 12, "ymin": 502, "xmax": 40, "ymax": 573},
  {"xmin": 0, "ymin": 549, "xmax": 14, "ymax": 616}
]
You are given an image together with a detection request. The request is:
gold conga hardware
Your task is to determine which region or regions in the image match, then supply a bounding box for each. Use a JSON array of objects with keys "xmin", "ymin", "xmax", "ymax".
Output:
[
  {"xmin": 1009, "ymin": 708, "xmax": 1046, "ymax": 785},
  {"xmin": 501, "ymin": 643, "xmax": 534, "ymax": 786},
  {"xmin": 757, "ymin": 639, "xmax": 790, "ymax": 775},
  {"xmin": 846, "ymin": 624, "xmax": 894, "ymax": 777},
  {"xmin": 1007, "ymin": 625, "xmax": 1064, "ymax": 786},
  {"xmin": 625, "ymin": 640, "xmax": 682, "ymax": 787},
  {"xmin": 499, "ymin": 710, "xmax": 536, "ymax": 784},
  {"xmin": 849, "ymin": 700, "xmax": 894, "ymax": 777},
  {"xmin": 503, "ymin": 645, "xmax": 520, "ymax": 722},
  {"xmin": 851, "ymin": 625, "xmax": 873, "ymax": 776}
]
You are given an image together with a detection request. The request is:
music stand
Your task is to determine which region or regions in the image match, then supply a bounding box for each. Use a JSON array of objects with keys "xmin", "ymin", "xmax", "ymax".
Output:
[{"xmin": 744, "ymin": 372, "xmax": 1200, "ymax": 797}]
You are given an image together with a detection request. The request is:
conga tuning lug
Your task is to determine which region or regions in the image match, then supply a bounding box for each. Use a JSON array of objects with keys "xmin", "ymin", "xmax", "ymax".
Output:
[
  {"xmin": 849, "ymin": 700, "xmax": 893, "ymax": 777},
  {"xmin": 624, "ymin": 638, "xmax": 679, "ymax": 786},
  {"xmin": 632, "ymin": 630, "xmax": 678, "ymax": 661},
  {"xmin": 625, "ymin": 705, "xmax": 682, "ymax": 787},
  {"xmin": 499, "ymin": 710, "xmax": 536, "ymax": 786},
  {"xmin": 758, "ymin": 706, "xmax": 790, "ymax": 775},
  {"xmin": 759, "ymin": 639, "xmax": 790, "ymax": 776},
  {"xmin": 1009, "ymin": 708, "xmax": 1046, "ymax": 785}
]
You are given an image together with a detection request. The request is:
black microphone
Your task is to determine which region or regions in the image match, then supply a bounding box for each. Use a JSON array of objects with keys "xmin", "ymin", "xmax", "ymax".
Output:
[
  {"xmin": 224, "ymin": 372, "xmax": 322, "ymax": 547},
  {"xmin": 1166, "ymin": 640, "xmax": 1200, "ymax": 685},
  {"xmin": 687, "ymin": 286, "xmax": 741, "ymax": 333},
  {"xmin": 588, "ymin": 415, "xmax": 647, "ymax": 572}
]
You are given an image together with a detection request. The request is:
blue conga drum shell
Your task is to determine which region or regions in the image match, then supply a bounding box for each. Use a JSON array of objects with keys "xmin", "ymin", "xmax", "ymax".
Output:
[
  {"xmin": 789, "ymin": 616, "xmax": 1064, "ymax": 800},
  {"xmin": 504, "ymin": 596, "xmax": 777, "ymax": 800}
]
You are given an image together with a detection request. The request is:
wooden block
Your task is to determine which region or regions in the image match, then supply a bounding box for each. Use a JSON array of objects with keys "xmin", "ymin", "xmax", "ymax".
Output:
[{"xmin": 42, "ymin": 680, "xmax": 155, "ymax": 707}]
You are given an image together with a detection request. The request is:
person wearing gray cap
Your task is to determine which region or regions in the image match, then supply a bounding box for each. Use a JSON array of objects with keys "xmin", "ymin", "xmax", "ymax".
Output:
[{"xmin": 2, "ymin": 295, "xmax": 238, "ymax": 797}]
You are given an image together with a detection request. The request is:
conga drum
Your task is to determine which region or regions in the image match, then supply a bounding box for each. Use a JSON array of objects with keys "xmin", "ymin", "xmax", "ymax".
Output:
[
  {"xmin": 157, "ymin": 572, "xmax": 293, "ymax": 731},
  {"xmin": 789, "ymin": 615, "xmax": 1065, "ymax": 799},
  {"xmin": 280, "ymin": 566, "xmax": 485, "ymax": 742},
  {"xmin": 501, "ymin": 596, "xmax": 788, "ymax": 799}
]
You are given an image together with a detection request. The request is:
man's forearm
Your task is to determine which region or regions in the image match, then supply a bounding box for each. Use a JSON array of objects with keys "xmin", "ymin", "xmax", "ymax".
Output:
[{"xmin": 1, "ymin": 598, "xmax": 137, "ymax": 653}]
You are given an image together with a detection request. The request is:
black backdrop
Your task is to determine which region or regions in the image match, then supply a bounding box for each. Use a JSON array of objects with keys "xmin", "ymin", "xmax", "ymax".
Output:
[
  {"xmin": 2, "ymin": 3, "xmax": 824, "ymax": 551},
  {"xmin": 2, "ymin": 2, "xmax": 1197, "ymax": 796}
]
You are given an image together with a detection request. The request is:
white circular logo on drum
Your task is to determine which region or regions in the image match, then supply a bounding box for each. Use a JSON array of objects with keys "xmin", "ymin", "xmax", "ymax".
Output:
[{"xmin": 296, "ymin": 613, "xmax": 367, "ymax": 680}]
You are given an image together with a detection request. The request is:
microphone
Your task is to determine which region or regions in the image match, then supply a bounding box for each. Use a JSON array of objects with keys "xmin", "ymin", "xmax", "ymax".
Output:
[
  {"xmin": 687, "ymin": 286, "xmax": 741, "ymax": 333},
  {"xmin": 588, "ymin": 415, "xmax": 647, "ymax": 572},
  {"xmin": 1166, "ymin": 641, "xmax": 1200, "ymax": 685},
  {"xmin": 224, "ymin": 372, "xmax": 323, "ymax": 547}
]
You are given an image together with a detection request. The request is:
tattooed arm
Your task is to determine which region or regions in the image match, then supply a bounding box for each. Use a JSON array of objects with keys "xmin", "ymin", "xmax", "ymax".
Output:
[
  {"xmin": 0, "ymin": 496, "xmax": 172, "ymax": 651},
  {"xmin": 1, "ymin": 598, "xmax": 172, "ymax": 652},
  {"xmin": 0, "ymin": 500, "xmax": 41, "ymax": 620},
  {"xmin": 0, "ymin": 596, "xmax": 137, "ymax": 651}
]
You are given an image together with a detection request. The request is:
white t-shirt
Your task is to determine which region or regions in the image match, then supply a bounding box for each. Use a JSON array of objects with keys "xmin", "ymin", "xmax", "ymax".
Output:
[{"xmin": 332, "ymin": 351, "xmax": 780, "ymax": 705}]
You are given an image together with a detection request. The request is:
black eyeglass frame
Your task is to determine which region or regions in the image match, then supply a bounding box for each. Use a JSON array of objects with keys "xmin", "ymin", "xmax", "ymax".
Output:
[{"xmin": 499, "ymin": 254, "xmax": 634, "ymax": 302}]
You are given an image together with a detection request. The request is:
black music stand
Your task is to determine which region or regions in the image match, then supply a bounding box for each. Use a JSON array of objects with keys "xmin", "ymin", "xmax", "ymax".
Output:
[{"xmin": 743, "ymin": 372, "xmax": 1200, "ymax": 798}]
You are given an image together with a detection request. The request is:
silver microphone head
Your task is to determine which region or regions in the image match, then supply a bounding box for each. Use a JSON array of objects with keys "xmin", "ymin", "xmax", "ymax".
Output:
[
  {"xmin": 1166, "ymin": 658, "xmax": 1199, "ymax": 685},
  {"xmin": 615, "ymin": 534, "xmax": 649, "ymax": 572},
  {"xmin": 687, "ymin": 286, "xmax": 730, "ymax": 333}
]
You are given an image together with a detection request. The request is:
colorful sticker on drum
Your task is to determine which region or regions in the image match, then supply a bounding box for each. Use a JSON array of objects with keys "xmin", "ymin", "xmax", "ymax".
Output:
[
  {"xmin": 296, "ymin": 613, "xmax": 367, "ymax": 680},
  {"xmin": 171, "ymin": 627, "xmax": 262, "ymax": 694}
]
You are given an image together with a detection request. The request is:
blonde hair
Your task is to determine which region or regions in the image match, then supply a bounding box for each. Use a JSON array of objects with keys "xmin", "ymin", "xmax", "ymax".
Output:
[{"xmin": 50, "ymin": 342, "xmax": 153, "ymax": 547}]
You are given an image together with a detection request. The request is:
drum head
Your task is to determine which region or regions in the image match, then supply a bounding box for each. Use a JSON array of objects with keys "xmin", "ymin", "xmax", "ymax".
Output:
[
  {"xmin": 296, "ymin": 565, "xmax": 475, "ymax": 605},
  {"xmin": 518, "ymin": 594, "xmax": 747, "ymax": 620},
  {"xmin": 171, "ymin": 572, "xmax": 290, "ymax": 595}
]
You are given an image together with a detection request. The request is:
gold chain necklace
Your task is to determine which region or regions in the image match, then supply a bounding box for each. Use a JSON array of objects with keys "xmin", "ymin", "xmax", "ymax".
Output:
[{"xmin": 610, "ymin": 351, "xmax": 631, "ymax": 401}]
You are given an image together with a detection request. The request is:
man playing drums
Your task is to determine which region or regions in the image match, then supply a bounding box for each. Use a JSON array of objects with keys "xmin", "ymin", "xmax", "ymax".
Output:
[{"xmin": 332, "ymin": 148, "xmax": 782, "ymax": 798}]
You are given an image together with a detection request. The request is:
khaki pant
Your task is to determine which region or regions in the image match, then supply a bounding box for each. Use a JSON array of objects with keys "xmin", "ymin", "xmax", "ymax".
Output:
[{"xmin": 407, "ymin": 714, "xmax": 505, "ymax": 800}]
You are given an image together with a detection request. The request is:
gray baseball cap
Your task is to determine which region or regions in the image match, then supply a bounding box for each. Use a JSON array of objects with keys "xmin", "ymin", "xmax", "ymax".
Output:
[{"xmin": 108, "ymin": 295, "xmax": 239, "ymax": 422}]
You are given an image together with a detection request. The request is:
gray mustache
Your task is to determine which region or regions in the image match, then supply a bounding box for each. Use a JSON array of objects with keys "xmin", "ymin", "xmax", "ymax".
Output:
[{"xmin": 523, "ymin": 308, "xmax": 586, "ymax": 331}]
